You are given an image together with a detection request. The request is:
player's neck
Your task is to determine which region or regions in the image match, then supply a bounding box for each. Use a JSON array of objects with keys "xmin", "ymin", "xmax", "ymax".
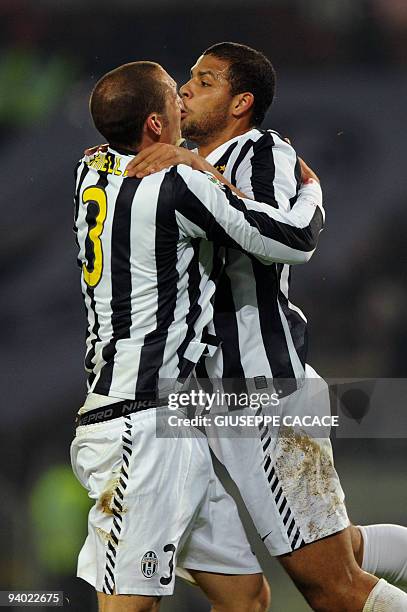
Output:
[
  {"xmin": 110, "ymin": 143, "xmax": 139, "ymax": 155},
  {"xmin": 197, "ymin": 124, "xmax": 253, "ymax": 158}
]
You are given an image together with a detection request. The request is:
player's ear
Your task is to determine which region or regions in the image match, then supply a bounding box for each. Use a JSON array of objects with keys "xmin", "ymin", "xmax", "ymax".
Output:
[
  {"xmin": 145, "ymin": 113, "xmax": 163, "ymax": 138},
  {"xmin": 231, "ymin": 92, "xmax": 254, "ymax": 119}
]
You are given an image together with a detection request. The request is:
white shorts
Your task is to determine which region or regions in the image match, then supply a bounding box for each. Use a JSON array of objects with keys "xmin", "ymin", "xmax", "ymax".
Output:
[
  {"xmin": 70, "ymin": 407, "xmax": 261, "ymax": 596},
  {"xmin": 206, "ymin": 365, "xmax": 350, "ymax": 556}
]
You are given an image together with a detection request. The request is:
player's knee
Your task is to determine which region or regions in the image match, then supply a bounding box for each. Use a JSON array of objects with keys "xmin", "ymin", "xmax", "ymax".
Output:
[
  {"xmin": 304, "ymin": 587, "xmax": 345, "ymax": 612},
  {"xmin": 242, "ymin": 575, "xmax": 270, "ymax": 612},
  {"xmin": 98, "ymin": 592, "xmax": 160, "ymax": 612},
  {"xmin": 302, "ymin": 568, "xmax": 373, "ymax": 612},
  {"xmin": 211, "ymin": 575, "xmax": 270, "ymax": 612},
  {"xmin": 350, "ymin": 524, "xmax": 364, "ymax": 567},
  {"xmin": 140, "ymin": 602, "xmax": 160, "ymax": 612},
  {"xmin": 210, "ymin": 574, "xmax": 270, "ymax": 612},
  {"xmin": 257, "ymin": 576, "xmax": 271, "ymax": 611},
  {"xmin": 132, "ymin": 600, "xmax": 160, "ymax": 612}
]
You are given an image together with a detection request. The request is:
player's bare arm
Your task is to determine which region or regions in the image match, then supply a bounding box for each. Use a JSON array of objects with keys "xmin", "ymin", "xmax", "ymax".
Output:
[
  {"xmin": 298, "ymin": 157, "xmax": 320, "ymax": 184},
  {"xmin": 126, "ymin": 142, "xmax": 204, "ymax": 176}
]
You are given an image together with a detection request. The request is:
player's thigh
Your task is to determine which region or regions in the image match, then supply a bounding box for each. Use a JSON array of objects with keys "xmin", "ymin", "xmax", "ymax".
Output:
[
  {"xmin": 188, "ymin": 571, "xmax": 269, "ymax": 612},
  {"xmin": 97, "ymin": 591, "xmax": 161, "ymax": 612}
]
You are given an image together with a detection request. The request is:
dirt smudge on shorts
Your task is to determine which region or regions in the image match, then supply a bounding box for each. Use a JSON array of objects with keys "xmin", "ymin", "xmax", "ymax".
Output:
[
  {"xmin": 98, "ymin": 478, "xmax": 127, "ymax": 515},
  {"xmin": 276, "ymin": 426, "xmax": 331, "ymax": 495},
  {"xmin": 96, "ymin": 528, "xmax": 115, "ymax": 544},
  {"xmin": 275, "ymin": 426, "xmax": 344, "ymax": 540}
]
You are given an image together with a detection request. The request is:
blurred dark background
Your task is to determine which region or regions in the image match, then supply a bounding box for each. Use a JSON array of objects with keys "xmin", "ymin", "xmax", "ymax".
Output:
[{"xmin": 1, "ymin": 0, "xmax": 406, "ymax": 609}]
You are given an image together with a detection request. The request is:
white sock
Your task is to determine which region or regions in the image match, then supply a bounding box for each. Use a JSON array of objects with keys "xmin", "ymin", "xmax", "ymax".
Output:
[
  {"xmin": 362, "ymin": 578, "xmax": 407, "ymax": 611},
  {"xmin": 359, "ymin": 524, "xmax": 407, "ymax": 585}
]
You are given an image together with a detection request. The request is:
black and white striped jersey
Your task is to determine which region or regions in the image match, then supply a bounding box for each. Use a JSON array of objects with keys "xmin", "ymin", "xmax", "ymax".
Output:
[
  {"xmin": 74, "ymin": 146, "xmax": 323, "ymax": 401},
  {"xmin": 202, "ymin": 128, "xmax": 319, "ymax": 394}
]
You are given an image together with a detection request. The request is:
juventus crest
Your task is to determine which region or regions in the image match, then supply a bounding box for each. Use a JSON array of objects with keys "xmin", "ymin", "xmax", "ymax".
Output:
[{"xmin": 141, "ymin": 550, "xmax": 159, "ymax": 578}]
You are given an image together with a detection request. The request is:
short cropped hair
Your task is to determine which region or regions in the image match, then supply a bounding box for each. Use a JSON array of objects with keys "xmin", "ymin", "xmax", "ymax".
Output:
[
  {"xmin": 203, "ymin": 42, "xmax": 276, "ymax": 126},
  {"xmin": 90, "ymin": 61, "xmax": 167, "ymax": 148}
]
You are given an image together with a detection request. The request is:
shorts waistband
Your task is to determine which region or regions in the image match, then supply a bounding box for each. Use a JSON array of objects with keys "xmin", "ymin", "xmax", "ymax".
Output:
[{"xmin": 75, "ymin": 398, "xmax": 167, "ymax": 427}]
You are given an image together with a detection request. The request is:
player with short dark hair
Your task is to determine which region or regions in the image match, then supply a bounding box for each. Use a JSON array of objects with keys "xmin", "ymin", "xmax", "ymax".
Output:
[
  {"xmin": 73, "ymin": 60, "xmax": 325, "ymax": 612},
  {"xmin": 125, "ymin": 43, "xmax": 407, "ymax": 612},
  {"xmin": 90, "ymin": 62, "xmax": 168, "ymax": 149},
  {"xmin": 202, "ymin": 42, "xmax": 276, "ymax": 126}
]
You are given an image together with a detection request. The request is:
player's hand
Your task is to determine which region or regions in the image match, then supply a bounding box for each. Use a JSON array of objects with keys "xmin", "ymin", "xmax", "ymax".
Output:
[
  {"xmin": 126, "ymin": 143, "xmax": 202, "ymax": 178},
  {"xmin": 299, "ymin": 157, "xmax": 320, "ymax": 184},
  {"xmin": 84, "ymin": 144, "xmax": 108, "ymax": 157}
]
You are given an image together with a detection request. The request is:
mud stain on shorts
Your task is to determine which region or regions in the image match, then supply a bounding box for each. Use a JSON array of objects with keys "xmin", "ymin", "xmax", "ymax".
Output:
[
  {"xmin": 96, "ymin": 527, "xmax": 115, "ymax": 544},
  {"xmin": 98, "ymin": 478, "xmax": 127, "ymax": 515},
  {"xmin": 274, "ymin": 426, "xmax": 347, "ymax": 541}
]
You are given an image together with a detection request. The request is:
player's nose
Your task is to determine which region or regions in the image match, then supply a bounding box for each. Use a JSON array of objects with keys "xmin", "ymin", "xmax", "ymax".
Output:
[{"xmin": 179, "ymin": 81, "xmax": 191, "ymax": 98}]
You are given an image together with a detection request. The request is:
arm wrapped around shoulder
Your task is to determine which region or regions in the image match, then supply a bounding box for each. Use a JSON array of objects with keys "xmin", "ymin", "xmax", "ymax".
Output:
[{"xmin": 174, "ymin": 166, "xmax": 324, "ymax": 265}]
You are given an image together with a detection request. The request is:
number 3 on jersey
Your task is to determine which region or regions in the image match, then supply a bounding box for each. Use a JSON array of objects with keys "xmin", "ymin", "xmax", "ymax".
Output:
[{"xmin": 82, "ymin": 186, "xmax": 107, "ymax": 287}]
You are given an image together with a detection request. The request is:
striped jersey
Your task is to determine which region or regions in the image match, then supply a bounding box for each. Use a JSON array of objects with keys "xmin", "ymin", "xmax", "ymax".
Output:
[
  {"xmin": 74, "ymin": 146, "xmax": 323, "ymax": 401},
  {"xmin": 202, "ymin": 128, "xmax": 320, "ymax": 395}
]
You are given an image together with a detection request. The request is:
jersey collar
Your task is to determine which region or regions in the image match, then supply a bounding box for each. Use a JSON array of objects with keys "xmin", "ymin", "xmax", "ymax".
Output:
[{"xmin": 204, "ymin": 128, "xmax": 259, "ymax": 164}]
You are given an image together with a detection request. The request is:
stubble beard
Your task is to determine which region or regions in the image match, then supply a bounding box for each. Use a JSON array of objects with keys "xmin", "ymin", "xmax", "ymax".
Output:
[{"xmin": 181, "ymin": 104, "xmax": 230, "ymax": 146}]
